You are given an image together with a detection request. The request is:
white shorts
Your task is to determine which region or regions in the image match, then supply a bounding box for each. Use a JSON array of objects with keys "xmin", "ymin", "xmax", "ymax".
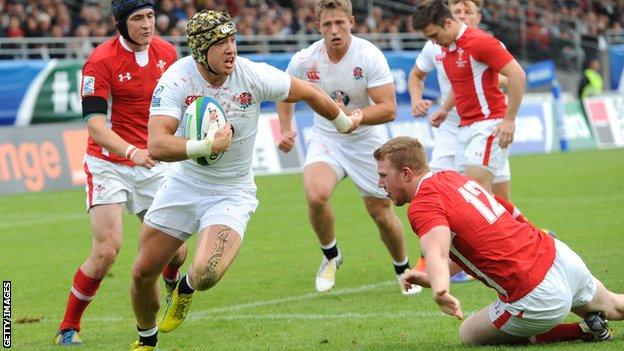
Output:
[
  {"xmin": 83, "ymin": 155, "xmax": 168, "ymax": 214},
  {"xmin": 455, "ymin": 119, "xmax": 511, "ymax": 175},
  {"xmin": 304, "ymin": 132, "xmax": 387, "ymax": 198},
  {"xmin": 429, "ymin": 118, "xmax": 459, "ymax": 173},
  {"xmin": 144, "ymin": 170, "xmax": 258, "ymax": 241},
  {"xmin": 488, "ymin": 239, "xmax": 596, "ymax": 337},
  {"xmin": 431, "ymin": 119, "xmax": 510, "ymax": 184}
]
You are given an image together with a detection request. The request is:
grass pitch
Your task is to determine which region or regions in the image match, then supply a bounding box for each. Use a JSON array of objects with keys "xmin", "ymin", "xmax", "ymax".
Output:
[{"xmin": 1, "ymin": 148, "xmax": 623, "ymax": 350}]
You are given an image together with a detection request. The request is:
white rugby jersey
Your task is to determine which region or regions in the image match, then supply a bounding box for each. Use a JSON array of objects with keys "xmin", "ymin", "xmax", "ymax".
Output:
[
  {"xmin": 150, "ymin": 55, "xmax": 290, "ymax": 185},
  {"xmin": 287, "ymin": 36, "xmax": 394, "ymax": 138},
  {"xmin": 415, "ymin": 40, "xmax": 460, "ymax": 125}
]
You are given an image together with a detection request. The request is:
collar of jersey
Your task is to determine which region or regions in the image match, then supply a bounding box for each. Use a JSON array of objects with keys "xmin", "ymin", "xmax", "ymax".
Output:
[
  {"xmin": 448, "ymin": 22, "xmax": 468, "ymax": 52},
  {"xmin": 415, "ymin": 171, "xmax": 434, "ymax": 196},
  {"xmin": 119, "ymin": 35, "xmax": 149, "ymax": 55}
]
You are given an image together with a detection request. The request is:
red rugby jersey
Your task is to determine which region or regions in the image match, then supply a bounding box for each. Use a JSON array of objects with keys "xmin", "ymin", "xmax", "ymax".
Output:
[
  {"xmin": 81, "ymin": 36, "xmax": 176, "ymax": 165},
  {"xmin": 408, "ymin": 171, "xmax": 555, "ymax": 303},
  {"xmin": 442, "ymin": 24, "xmax": 514, "ymax": 126}
]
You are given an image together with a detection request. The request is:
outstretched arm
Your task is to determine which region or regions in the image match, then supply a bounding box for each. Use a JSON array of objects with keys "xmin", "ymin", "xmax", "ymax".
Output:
[
  {"xmin": 283, "ymin": 76, "xmax": 361, "ymax": 133},
  {"xmin": 420, "ymin": 225, "xmax": 463, "ymax": 320}
]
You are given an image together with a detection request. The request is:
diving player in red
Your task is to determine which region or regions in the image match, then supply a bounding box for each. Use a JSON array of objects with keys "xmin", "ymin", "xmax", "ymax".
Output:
[{"xmin": 375, "ymin": 136, "xmax": 624, "ymax": 345}]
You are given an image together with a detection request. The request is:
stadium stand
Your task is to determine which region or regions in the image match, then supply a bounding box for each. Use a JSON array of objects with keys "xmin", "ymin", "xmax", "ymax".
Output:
[{"xmin": 0, "ymin": 0, "xmax": 622, "ymax": 70}]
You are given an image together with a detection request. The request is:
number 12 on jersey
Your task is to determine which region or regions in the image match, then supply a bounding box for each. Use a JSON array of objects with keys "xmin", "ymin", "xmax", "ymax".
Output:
[{"xmin": 458, "ymin": 180, "xmax": 505, "ymax": 224}]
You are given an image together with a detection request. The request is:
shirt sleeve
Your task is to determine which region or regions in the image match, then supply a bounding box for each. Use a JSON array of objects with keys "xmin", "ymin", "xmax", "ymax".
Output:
[
  {"xmin": 81, "ymin": 58, "xmax": 111, "ymax": 101},
  {"xmin": 471, "ymin": 33, "xmax": 514, "ymax": 72},
  {"xmin": 415, "ymin": 41, "xmax": 436, "ymax": 73},
  {"xmin": 252, "ymin": 62, "xmax": 292, "ymax": 102},
  {"xmin": 365, "ymin": 45, "xmax": 394, "ymax": 89},
  {"xmin": 285, "ymin": 51, "xmax": 303, "ymax": 78},
  {"xmin": 408, "ymin": 186, "xmax": 449, "ymax": 238},
  {"xmin": 149, "ymin": 67, "xmax": 183, "ymax": 120}
]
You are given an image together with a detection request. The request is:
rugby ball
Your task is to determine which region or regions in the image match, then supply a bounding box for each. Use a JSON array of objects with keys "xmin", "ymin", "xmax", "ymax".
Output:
[{"xmin": 183, "ymin": 96, "xmax": 228, "ymax": 166}]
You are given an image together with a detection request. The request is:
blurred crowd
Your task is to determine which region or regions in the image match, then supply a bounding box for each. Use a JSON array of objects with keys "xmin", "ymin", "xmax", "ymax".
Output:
[{"xmin": 1, "ymin": 0, "xmax": 624, "ymax": 68}]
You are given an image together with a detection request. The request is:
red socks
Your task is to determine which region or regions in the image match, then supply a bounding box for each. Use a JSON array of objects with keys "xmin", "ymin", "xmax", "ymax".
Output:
[
  {"xmin": 59, "ymin": 269, "xmax": 102, "ymax": 331},
  {"xmin": 530, "ymin": 323, "xmax": 593, "ymax": 343},
  {"xmin": 162, "ymin": 264, "xmax": 180, "ymax": 283}
]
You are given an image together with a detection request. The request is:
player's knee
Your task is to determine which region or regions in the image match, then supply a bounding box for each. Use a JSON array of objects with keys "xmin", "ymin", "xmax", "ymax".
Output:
[
  {"xmin": 92, "ymin": 243, "xmax": 121, "ymax": 271},
  {"xmin": 170, "ymin": 244, "xmax": 188, "ymax": 267},
  {"xmin": 305, "ymin": 188, "xmax": 331, "ymax": 208},
  {"xmin": 191, "ymin": 265, "xmax": 220, "ymax": 291},
  {"xmin": 458, "ymin": 322, "xmax": 479, "ymax": 345},
  {"xmin": 131, "ymin": 263, "xmax": 155, "ymax": 284}
]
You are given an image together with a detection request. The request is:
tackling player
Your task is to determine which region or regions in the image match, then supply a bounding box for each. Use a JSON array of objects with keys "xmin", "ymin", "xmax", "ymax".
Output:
[{"xmin": 375, "ymin": 136, "xmax": 623, "ymax": 345}]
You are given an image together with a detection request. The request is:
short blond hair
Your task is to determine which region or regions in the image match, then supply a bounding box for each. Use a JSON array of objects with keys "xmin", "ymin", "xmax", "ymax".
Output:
[
  {"xmin": 449, "ymin": 0, "xmax": 483, "ymax": 10},
  {"xmin": 373, "ymin": 137, "xmax": 429, "ymax": 174},
  {"xmin": 315, "ymin": 0, "xmax": 352, "ymax": 20}
]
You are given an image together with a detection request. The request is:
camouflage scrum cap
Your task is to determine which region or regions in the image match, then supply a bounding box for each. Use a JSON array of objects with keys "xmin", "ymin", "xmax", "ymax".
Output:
[{"xmin": 186, "ymin": 10, "xmax": 237, "ymax": 69}]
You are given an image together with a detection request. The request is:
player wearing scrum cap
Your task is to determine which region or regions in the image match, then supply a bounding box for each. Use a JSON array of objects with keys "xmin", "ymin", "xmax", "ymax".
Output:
[
  {"xmin": 54, "ymin": 0, "xmax": 187, "ymax": 346},
  {"xmin": 128, "ymin": 10, "xmax": 361, "ymax": 350}
]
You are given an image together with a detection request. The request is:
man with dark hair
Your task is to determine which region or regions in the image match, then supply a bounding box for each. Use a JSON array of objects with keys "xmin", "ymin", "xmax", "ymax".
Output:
[
  {"xmin": 412, "ymin": 0, "xmax": 526, "ymax": 196},
  {"xmin": 129, "ymin": 10, "xmax": 361, "ymax": 350},
  {"xmin": 54, "ymin": 0, "xmax": 187, "ymax": 346}
]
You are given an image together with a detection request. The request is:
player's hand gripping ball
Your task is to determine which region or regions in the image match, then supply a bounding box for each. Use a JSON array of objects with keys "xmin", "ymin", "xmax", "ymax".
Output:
[{"xmin": 183, "ymin": 96, "xmax": 228, "ymax": 165}]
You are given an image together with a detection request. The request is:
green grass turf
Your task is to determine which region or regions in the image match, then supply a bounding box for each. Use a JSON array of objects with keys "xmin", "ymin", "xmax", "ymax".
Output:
[{"xmin": 0, "ymin": 148, "xmax": 622, "ymax": 350}]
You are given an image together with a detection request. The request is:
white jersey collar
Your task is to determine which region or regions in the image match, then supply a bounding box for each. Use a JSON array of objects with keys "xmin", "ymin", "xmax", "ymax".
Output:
[
  {"xmin": 120, "ymin": 36, "xmax": 150, "ymax": 67},
  {"xmin": 448, "ymin": 22, "xmax": 468, "ymax": 52}
]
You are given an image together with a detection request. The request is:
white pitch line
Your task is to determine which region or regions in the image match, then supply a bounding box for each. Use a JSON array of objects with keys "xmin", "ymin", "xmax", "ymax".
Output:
[
  {"xmin": 0, "ymin": 213, "xmax": 86, "ymax": 229},
  {"xmin": 192, "ymin": 281, "xmax": 396, "ymax": 317},
  {"xmin": 35, "ymin": 280, "xmax": 437, "ymax": 324}
]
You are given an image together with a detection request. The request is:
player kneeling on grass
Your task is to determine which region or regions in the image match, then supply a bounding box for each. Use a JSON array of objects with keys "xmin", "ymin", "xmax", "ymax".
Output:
[
  {"xmin": 129, "ymin": 10, "xmax": 361, "ymax": 351},
  {"xmin": 375, "ymin": 136, "xmax": 624, "ymax": 345}
]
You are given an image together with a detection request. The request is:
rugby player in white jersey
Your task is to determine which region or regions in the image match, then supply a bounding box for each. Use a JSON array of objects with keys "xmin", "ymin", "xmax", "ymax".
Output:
[
  {"xmin": 277, "ymin": 0, "xmax": 421, "ymax": 296},
  {"xmin": 128, "ymin": 10, "xmax": 361, "ymax": 351}
]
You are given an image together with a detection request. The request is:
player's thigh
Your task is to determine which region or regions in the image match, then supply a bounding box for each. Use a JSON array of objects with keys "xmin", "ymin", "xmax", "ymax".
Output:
[
  {"xmin": 303, "ymin": 162, "xmax": 340, "ymax": 201},
  {"xmin": 572, "ymin": 279, "xmax": 624, "ymax": 320},
  {"xmin": 362, "ymin": 196, "xmax": 394, "ymax": 219},
  {"xmin": 459, "ymin": 306, "xmax": 521, "ymax": 345},
  {"xmin": 491, "ymin": 181, "xmax": 511, "ymax": 200},
  {"xmin": 88, "ymin": 203, "xmax": 125, "ymax": 246},
  {"xmin": 134, "ymin": 223, "xmax": 185, "ymax": 278}
]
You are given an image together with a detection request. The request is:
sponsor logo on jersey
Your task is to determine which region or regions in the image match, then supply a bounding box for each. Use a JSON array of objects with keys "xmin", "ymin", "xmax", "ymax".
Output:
[
  {"xmin": 353, "ymin": 66, "xmax": 363, "ymax": 80},
  {"xmin": 185, "ymin": 95, "xmax": 201, "ymax": 106},
  {"xmin": 151, "ymin": 86, "xmax": 164, "ymax": 107},
  {"xmin": 306, "ymin": 70, "xmax": 320, "ymax": 82},
  {"xmin": 82, "ymin": 76, "xmax": 95, "ymax": 95},
  {"xmin": 237, "ymin": 92, "xmax": 253, "ymax": 109},
  {"xmin": 118, "ymin": 72, "xmax": 132, "ymax": 82}
]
